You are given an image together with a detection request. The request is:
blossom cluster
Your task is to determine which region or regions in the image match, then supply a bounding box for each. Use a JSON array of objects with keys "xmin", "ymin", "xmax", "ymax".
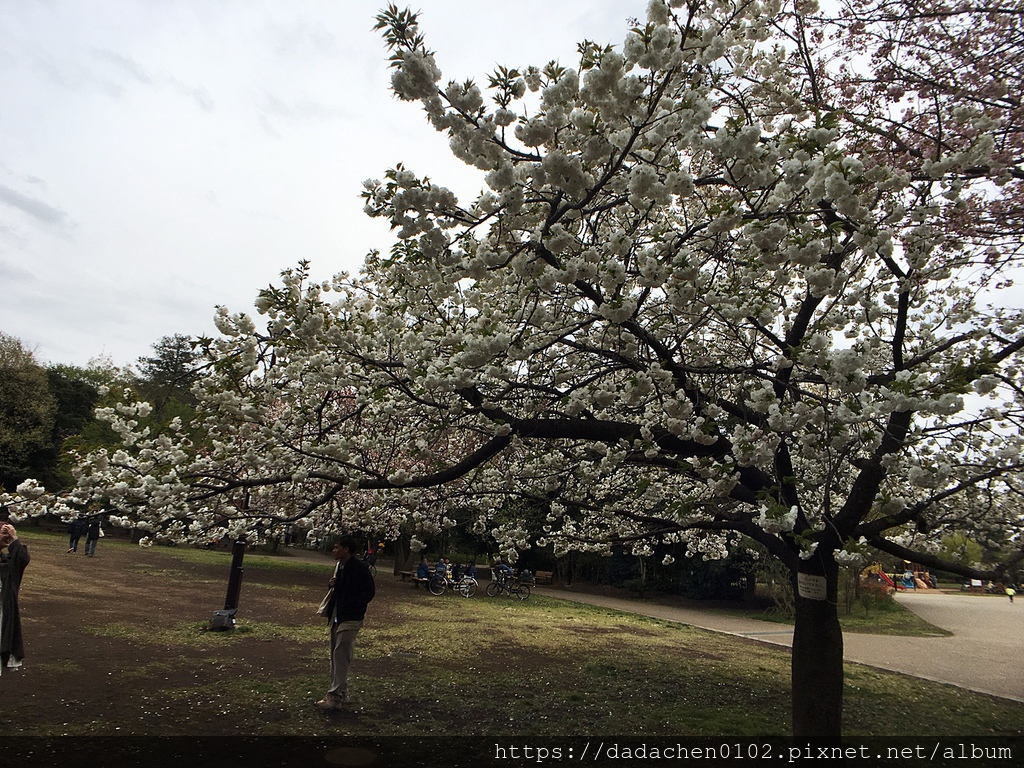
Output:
[{"xmin": 10, "ymin": 1, "xmax": 1023, "ymax": 583}]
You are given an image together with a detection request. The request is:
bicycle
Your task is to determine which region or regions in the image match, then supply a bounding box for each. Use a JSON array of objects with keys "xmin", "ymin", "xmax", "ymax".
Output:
[
  {"xmin": 486, "ymin": 575, "xmax": 530, "ymax": 600},
  {"xmin": 428, "ymin": 573, "xmax": 478, "ymax": 597}
]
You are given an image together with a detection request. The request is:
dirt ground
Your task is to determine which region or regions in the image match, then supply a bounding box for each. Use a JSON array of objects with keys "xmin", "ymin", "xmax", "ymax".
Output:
[
  {"xmin": 0, "ymin": 531, "xmax": 441, "ymax": 767},
  {"xmin": 2, "ymin": 531, "xmax": 790, "ymax": 768}
]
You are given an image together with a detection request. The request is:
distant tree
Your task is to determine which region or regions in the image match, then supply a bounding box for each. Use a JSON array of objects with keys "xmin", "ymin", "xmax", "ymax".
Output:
[
  {"xmin": 938, "ymin": 533, "xmax": 985, "ymax": 571},
  {"xmin": 0, "ymin": 339, "xmax": 110, "ymax": 491},
  {"xmin": 0, "ymin": 333, "xmax": 55, "ymax": 491},
  {"xmin": 37, "ymin": 365, "xmax": 101, "ymax": 490},
  {"xmin": 54, "ymin": 358, "xmax": 133, "ymax": 457},
  {"xmin": 136, "ymin": 334, "xmax": 202, "ymax": 414}
]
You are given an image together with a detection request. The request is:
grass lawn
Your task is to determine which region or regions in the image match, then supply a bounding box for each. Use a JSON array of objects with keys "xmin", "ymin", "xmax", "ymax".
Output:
[
  {"xmin": 753, "ymin": 600, "xmax": 953, "ymax": 637},
  {"xmin": 4, "ymin": 529, "xmax": 1021, "ymax": 757}
]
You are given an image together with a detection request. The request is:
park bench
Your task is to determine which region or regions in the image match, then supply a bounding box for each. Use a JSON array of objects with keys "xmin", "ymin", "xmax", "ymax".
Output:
[
  {"xmin": 534, "ymin": 570, "xmax": 554, "ymax": 585},
  {"xmin": 399, "ymin": 570, "xmax": 431, "ymax": 588}
]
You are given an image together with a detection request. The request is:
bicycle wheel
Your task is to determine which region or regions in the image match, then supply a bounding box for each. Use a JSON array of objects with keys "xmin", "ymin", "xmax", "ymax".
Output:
[
  {"xmin": 368, "ymin": 564, "xmax": 377, "ymax": 577},
  {"xmin": 428, "ymin": 575, "xmax": 447, "ymax": 595},
  {"xmin": 486, "ymin": 581, "xmax": 500, "ymax": 597},
  {"xmin": 515, "ymin": 584, "xmax": 531, "ymax": 600},
  {"xmin": 460, "ymin": 578, "xmax": 478, "ymax": 598}
]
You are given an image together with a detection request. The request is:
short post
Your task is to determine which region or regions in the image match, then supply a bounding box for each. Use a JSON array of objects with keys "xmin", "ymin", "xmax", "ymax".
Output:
[
  {"xmin": 209, "ymin": 538, "xmax": 246, "ymax": 630},
  {"xmin": 224, "ymin": 538, "xmax": 246, "ymax": 611}
]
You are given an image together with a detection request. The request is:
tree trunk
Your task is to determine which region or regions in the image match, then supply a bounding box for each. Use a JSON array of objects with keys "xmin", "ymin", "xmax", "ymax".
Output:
[
  {"xmin": 744, "ymin": 573, "xmax": 757, "ymax": 604},
  {"xmin": 392, "ymin": 532, "xmax": 413, "ymax": 574},
  {"xmin": 791, "ymin": 555, "xmax": 843, "ymax": 742}
]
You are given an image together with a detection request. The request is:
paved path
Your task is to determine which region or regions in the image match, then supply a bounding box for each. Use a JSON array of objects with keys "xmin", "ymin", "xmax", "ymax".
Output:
[{"xmin": 535, "ymin": 587, "xmax": 1024, "ymax": 703}]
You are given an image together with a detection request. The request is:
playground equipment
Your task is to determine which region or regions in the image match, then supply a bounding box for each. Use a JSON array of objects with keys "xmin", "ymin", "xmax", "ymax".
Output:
[
  {"xmin": 862, "ymin": 562, "xmax": 937, "ymax": 590},
  {"xmin": 861, "ymin": 564, "xmax": 897, "ymax": 591}
]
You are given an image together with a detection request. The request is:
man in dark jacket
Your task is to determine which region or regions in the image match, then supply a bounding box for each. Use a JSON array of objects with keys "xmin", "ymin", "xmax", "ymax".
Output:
[
  {"xmin": 84, "ymin": 516, "xmax": 102, "ymax": 557},
  {"xmin": 316, "ymin": 535, "xmax": 375, "ymax": 711},
  {"xmin": 67, "ymin": 517, "xmax": 88, "ymax": 553}
]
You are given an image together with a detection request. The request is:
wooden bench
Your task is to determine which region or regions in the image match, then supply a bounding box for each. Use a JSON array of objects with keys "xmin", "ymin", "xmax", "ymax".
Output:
[
  {"xmin": 399, "ymin": 570, "xmax": 431, "ymax": 588},
  {"xmin": 534, "ymin": 570, "xmax": 554, "ymax": 585}
]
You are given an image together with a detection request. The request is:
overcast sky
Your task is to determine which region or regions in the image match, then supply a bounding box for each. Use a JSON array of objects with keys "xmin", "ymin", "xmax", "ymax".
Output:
[{"xmin": 1, "ymin": 1, "xmax": 640, "ymax": 368}]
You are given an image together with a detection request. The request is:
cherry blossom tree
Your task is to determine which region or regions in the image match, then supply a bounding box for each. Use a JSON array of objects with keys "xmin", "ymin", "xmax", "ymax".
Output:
[{"xmin": 8, "ymin": 0, "xmax": 1024, "ymax": 741}]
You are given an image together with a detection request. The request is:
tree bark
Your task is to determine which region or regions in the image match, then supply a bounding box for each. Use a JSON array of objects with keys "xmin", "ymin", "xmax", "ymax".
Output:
[
  {"xmin": 791, "ymin": 556, "xmax": 843, "ymax": 742},
  {"xmin": 744, "ymin": 573, "xmax": 757, "ymax": 604},
  {"xmin": 392, "ymin": 532, "xmax": 413, "ymax": 574}
]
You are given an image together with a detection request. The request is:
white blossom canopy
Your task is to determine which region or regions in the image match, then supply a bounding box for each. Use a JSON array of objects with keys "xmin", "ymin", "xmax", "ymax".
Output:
[{"xmin": 7, "ymin": 0, "xmax": 1024, "ymax": 577}]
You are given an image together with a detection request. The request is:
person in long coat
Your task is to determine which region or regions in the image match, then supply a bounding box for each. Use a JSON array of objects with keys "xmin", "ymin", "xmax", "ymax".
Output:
[{"xmin": 0, "ymin": 523, "xmax": 30, "ymax": 672}]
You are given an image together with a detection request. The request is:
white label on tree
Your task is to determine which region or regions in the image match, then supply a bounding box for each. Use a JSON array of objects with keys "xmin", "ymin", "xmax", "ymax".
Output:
[{"xmin": 797, "ymin": 572, "xmax": 827, "ymax": 601}]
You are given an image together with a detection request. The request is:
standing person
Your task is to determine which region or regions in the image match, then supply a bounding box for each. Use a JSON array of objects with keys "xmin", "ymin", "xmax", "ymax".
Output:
[
  {"xmin": 1006, "ymin": 585, "xmax": 1016, "ymax": 603},
  {"xmin": 85, "ymin": 516, "xmax": 102, "ymax": 557},
  {"xmin": 316, "ymin": 536, "xmax": 375, "ymax": 712},
  {"xmin": 0, "ymin": 523, "xmax": 30, "ymax": 673}
]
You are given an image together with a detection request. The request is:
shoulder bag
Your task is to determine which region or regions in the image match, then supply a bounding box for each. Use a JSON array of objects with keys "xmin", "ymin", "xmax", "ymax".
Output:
[{"xmin": 317, "ymin": 562, "xmax": 340, "ymax": 617}]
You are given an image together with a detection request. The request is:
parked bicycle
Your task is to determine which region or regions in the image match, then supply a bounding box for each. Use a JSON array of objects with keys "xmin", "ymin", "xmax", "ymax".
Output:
[
  {"xmin": 428, "ymin": 573, "xmax": 478, "ymax": 597},
  {"xmin": 486, "ymin": 575, "xmax": 530, "ymax": 600}
]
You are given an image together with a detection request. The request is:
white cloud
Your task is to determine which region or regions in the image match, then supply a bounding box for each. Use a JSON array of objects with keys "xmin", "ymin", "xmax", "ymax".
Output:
[
  {"xmin": 0, "ymin": 183, "xmax": 72, "ymax": 231},
  {"xmin": 0, "ymin": 0, "xmax": 639, "ymax": 367}
]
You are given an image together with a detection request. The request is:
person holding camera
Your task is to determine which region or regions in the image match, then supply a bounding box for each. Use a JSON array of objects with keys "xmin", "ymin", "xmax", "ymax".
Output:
[{"xmin": 0, "ymin": 523, "xmax": 30, "ymax": 673}]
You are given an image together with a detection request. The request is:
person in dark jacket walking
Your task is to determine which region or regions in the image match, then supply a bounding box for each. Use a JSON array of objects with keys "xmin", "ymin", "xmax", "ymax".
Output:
[
  {"xmin": 67, "ymin": 517, "xmax": 88, "ymax": 553},
  {"xmin": 0, "ymin": 523, "xmax": 30, "ymax": 673},
  {"xmin": 316, "ymin": 535, "xmax": 375, "ymax": 711},
  {"xmin": 84, "ymin": 517, "xmax": 102, "ymax": 557}
]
